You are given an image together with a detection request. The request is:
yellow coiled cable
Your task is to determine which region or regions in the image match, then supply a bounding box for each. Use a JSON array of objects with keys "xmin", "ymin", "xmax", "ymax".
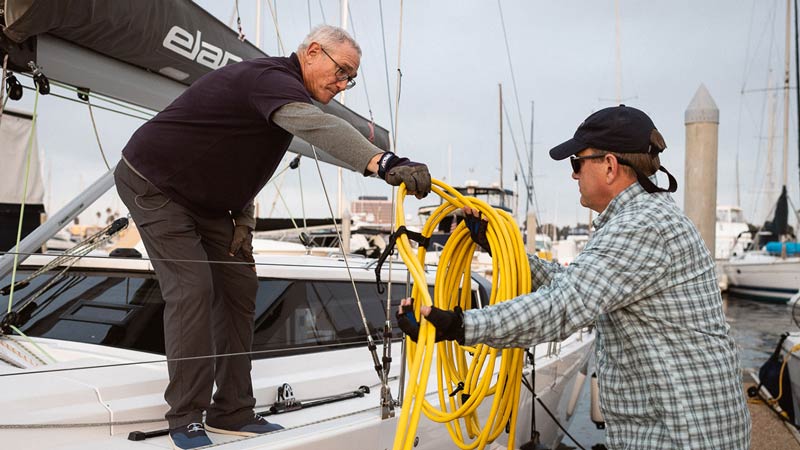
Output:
[{"xmin": 392, "ymin": 179, "xmax": 531, "ymax": 450}]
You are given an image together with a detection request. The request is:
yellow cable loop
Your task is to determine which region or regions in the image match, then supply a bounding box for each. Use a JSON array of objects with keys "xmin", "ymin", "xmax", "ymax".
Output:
[{"xmin": 392, "ymin": 179, "xmax": 531, "ymax": 450}]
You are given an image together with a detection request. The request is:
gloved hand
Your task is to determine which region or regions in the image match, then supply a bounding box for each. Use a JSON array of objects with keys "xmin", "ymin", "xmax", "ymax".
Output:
[
  {"xmin": 377, "ymin": 152, "xmax": 432, "ymax": 199},
  {"xmin": 463, "ymin": 207, "xmax": 491, "ymax": 256},
  {"xmin": 229, "ymin": 224, "xmax": 254, "ymax": 263},
  {"xmin": 396, "ymin": 298, "xmax": 465, "ymax": 344}
]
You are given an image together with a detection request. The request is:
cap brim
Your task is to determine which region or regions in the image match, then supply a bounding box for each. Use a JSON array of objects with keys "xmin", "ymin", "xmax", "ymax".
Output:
[{"xmin": 549, "ymin": 138, "xmax": 588, "ymax": 160}]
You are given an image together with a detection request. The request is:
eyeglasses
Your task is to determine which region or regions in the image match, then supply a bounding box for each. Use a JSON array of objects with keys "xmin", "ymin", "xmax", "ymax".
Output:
[
  {"xmin": 569, "ymin": 154, "xmax": 606, "ymax": 174},
  {"xmin": 320, "ymin": 47, "xmax": 357, "ymax": 90}
]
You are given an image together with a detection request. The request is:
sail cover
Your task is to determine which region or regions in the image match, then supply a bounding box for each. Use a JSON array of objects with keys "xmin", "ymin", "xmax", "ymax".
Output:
[{"xmin": 0, "ymin": 0, "xmax": 390, "ymax": 164}]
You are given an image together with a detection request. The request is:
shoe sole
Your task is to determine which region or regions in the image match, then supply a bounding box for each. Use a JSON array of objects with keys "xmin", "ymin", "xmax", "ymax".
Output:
[
  {"xmin": 204, "ymin": 424, "xmax": 257, "ymax": 437},
  {"xmin": 168, "ymin": 434, "xmax": 213, "ymax": 449}
]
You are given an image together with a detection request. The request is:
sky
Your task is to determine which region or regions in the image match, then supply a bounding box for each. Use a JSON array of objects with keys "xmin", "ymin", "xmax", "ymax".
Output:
[{"xmin": 4, "ymin": 0, "xmax": 798, "ymax": 228}]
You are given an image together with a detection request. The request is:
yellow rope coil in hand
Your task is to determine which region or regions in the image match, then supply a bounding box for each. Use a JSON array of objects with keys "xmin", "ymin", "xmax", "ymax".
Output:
[{"xmin": 392, "ymin": 179, "xmax": 532, "ymax": 450}]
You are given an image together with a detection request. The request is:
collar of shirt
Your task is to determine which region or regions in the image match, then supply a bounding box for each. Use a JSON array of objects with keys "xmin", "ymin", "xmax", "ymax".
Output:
[
  {"xmin": 592, "ymin": 174, "xmax": 659, "ymax": 230},
  {"xmin": 289, "ymin": 52, "xmax": 301, "ymax": 72}
]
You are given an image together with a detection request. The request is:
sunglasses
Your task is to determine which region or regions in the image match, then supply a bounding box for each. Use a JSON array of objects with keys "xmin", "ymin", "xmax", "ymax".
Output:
[{"xmin": 569, "ymin": 154, "xmax": 606, "ymax": 174}]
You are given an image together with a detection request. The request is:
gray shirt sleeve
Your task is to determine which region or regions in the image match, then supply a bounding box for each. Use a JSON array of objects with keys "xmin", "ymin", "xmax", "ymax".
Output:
[
  {"xmin": 272, "ymin": 102, "xmax": 383, "ymax": 175},
  {"xmin": 232, "ymin": 200, "xmax": 256, "ymax": 229}
]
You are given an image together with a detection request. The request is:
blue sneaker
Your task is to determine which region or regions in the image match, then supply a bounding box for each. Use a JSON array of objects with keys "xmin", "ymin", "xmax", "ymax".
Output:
[
  {"xmin": 205, "ymin": 413, "xmax": 284, "ymax": 437},
  {"xmin": 169, "ymin": 422, "xmax": 212, "ymax": 449}
]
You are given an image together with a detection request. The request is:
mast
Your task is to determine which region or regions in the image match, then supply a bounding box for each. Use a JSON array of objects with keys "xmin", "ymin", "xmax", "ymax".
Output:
[
  {"xmin": 795, "ymin": 0, "xmax": 800, "ymax": 199},
  {"xmin": 525, "ymin": 101, "xmax": 534, "ymax": 218},
  {"xmin": 767, "ymin": 74, "xmax": 777, "ymax": 209},
  {"xmin": 256, "ymin": 0, "xmax": 262, "ymax": 50},
  {"xmin": 499, "ymin": 83, "xmax": 503, "ymax": 190},
  {"xmin": 783, "ymin": 0, "xmax": 792, "ymax": 188}
]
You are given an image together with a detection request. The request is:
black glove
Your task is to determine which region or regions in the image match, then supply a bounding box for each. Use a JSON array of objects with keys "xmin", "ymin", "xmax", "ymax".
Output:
[
  {"xmin": 229, "ymin": 224, "xmax": 254, "ymax": 262},
  {"xmin": 464, "ymin": 212, "xmax": 491, "ymax": 256},
  {"xmin": 377, "ymin": 152, "xmax": 432, "ymax": 198},
  {"xmin": 396, "ymin": 298, "xmax": 465, "ymax": 344}
]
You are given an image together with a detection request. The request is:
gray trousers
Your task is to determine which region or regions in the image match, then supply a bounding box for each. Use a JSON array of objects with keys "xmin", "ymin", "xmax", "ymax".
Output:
[{"xmin": 114, "ymin": 162, "xmax": 258, "ymax": 428}]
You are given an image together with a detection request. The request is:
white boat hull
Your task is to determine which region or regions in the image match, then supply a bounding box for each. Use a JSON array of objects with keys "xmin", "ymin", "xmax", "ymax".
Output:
[
  {"xmin": 0, "ymin": 331, "xmax": 594, "ymax": 450},
  {"xmin": 722, "ymin": 253, "xmax": 800, "ymax": 303}
]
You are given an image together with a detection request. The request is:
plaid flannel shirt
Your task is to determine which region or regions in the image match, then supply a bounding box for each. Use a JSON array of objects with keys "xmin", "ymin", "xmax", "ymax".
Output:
[{"xmin": 464, "ymin": 181, "xmax": 750, "ymax": 450}]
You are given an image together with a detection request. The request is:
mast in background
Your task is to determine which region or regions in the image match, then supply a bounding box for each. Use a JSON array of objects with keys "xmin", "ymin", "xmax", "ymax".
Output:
[
  {"xmin": 525, "ymin": 101, "xmax": 534, "ymax": 219},
  {"xmin": 336, "ymin": 0, "xmax": 349, "ymax": 218},
  {"xmin": 783, "ymin": 0, "xmax": 792, "ymax": 188},
  {"xmin": 499, "ymin": 83, "xmax": 503, "ymax": 190}
]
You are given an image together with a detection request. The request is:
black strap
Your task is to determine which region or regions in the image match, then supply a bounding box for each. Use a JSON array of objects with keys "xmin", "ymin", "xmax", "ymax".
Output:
[
  {"xmin": 616, "ymin": 157, "xmax": 678, "ymax": 194},
  {"xmin": 375, "ymin": 226, "xmax": 430, "ymax": 294},
  {"xmin": 635, "ymin": 165, "xmax": 678, "ymax": 194}
]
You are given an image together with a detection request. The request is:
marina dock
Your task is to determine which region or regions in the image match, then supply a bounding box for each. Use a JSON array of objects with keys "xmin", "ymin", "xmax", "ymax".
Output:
[{"xmin": 745, "ymin": 380, "xmax": 800, "ymax": 450}]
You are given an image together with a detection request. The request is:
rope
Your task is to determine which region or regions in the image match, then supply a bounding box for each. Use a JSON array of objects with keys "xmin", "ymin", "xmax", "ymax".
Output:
[
  {"xmin": 0, "ymin": 337, "xmax": 41, "ymax": 367},
  {"xmin": 272, "ymin": 182, "xmax": 301, "ymax": 231},
  {"xmin": 297, "ymin": 156, "xmax": 309, "ymax": 233},
  {"xmin": 392, "ymin": 179, "xmax": 530, "ymax": 450},
  {"xmin": 8, "ymin": 325, "xmax": 56, "ymax": 363},
  {"xmin": 85, "ymin": 96, "xmax": 112, "ymax": 171},
  {"xmin": 6, "ymin": 90, "xmax": 39, "ymax": 315},
  {"xmin": 519, "ymin": 369, "xmax": 587, "ymax": 450}
]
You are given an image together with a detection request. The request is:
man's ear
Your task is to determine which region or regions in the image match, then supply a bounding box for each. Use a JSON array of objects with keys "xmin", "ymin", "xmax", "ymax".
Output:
[
  {"xmin": 306, "ymin": 42, "xmax": 321, "ymax": 58},
  {"xmin": 605, "ymin": 154, "xmax": 617, "ymax": 184}
]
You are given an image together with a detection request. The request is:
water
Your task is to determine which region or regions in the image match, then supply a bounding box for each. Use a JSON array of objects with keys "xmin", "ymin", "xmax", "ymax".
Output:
[{"xmin": 557, "ymin": 295, "xmax": 796, "ymax": 450}]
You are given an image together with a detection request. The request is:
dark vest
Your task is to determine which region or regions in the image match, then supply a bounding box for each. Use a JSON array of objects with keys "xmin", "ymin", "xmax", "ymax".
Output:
[{"xmin": 122, "ymin": 53, "xmax": 312, "ymax": 217}]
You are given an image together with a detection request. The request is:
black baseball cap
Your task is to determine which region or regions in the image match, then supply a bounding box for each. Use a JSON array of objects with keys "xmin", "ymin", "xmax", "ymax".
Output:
[
  {"xmin": 549, "ymin": 105, "xmax": 677, "ymax": 193},
  {"xmin": 550, "ymin": 105, "xmax": 665, "ymax": 160}
]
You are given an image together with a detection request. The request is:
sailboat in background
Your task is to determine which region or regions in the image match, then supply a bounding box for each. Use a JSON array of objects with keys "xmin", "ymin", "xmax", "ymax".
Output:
[{"xmin": 723, "ymin": 0, "xmax": 800, "ymax": 303}]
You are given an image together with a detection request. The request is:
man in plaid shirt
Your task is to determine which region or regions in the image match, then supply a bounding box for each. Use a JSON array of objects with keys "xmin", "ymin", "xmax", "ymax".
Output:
[{"xmin": 399, "ymin": 105, "xmax": 751, "ymax": 449}]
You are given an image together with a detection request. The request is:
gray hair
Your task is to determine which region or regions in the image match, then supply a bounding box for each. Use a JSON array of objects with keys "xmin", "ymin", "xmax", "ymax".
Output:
[{"xmin": 298, "ymin": 24, "xmax": 361, "ymax": 56}]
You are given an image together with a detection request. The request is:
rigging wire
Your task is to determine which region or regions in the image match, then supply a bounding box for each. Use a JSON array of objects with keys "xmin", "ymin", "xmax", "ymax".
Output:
[
  {"xmin": 392, "ymin": 0, "xmax": 405, "ymax": 151},
  {"xmin": 747, "ymin": 3, "xmax": 781, "ymax": 221},
  {"xmin": 346, "ymin": 6, "xmax": 375, "ymax": 121},
  {"xmin": 18, "ymin": 84, "xmax": 152, "ymax": 122},
  {"xmin": 265, "ymin": 0, "xmax": 286, "ymax": 56},
  {"xmin": 502, "ymin": 100, "xmax": 539, "ymax": 220},
  {"xmin": 0, "ymin": 338, "xmax": 402, "ymax": 378},
  {"xmin": 309, "ymin": 143, "xmax": 388, "ymax": 387},
  {"xmin": 0, "ymin": 249, "xmax": 373, "ymax": 269},
  {"xmin": 496, "ymin": 1, "xmax": 532, "ymax": 176},
  {"xmin": 318, "ymin": 0, "xmax": 328, "ymax": 24},
  {"xmin": 378, "ymin": 0, "xmax": 396, "ymax": 139},
  {"xmin": 307, "ymin": 0, "xmax": 313, "ymax": 31},
  {"xmin": 47, "ymin": 78, "xmax": 156, "ymax": 117},
  {"xmin": 6, "ymin": 90, "xmax": 39, "ymax": 316}
]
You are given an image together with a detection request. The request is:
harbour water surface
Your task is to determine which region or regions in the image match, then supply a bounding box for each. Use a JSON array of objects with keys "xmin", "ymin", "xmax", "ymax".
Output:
[{"xmin": 559, "ymin": 295, "xmax": 794, "ymax": 449}]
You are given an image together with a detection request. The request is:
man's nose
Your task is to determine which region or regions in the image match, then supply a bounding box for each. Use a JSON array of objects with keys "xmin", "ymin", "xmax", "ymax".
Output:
[{"xmin": 571, "ymin": 170, "xmax": 579, "ymax": 180}]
